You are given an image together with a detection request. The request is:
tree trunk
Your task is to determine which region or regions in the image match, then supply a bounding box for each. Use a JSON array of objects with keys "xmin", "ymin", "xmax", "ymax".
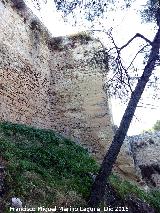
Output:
[{"xmin": 88, "ymin": 26, "xmax": 160, "ymax": 207}]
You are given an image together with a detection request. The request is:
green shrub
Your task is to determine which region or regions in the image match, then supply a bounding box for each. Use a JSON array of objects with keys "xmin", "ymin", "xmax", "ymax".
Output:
[{"xmin": 153, "ymin": 120, "xmax": 160, "ymax": 131}]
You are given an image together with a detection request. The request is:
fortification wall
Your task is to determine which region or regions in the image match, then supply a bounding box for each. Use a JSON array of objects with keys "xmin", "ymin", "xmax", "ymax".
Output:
[
  {"xmin": 0, "ymin": 1, "xmax": 138, "ymax": 181},
  {"xmin": 0, "ymin": 0, "xmax": 114, "ymax": 160}
]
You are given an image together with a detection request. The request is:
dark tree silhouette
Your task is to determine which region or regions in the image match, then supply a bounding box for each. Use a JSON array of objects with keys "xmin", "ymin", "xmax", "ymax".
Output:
[{"xmin": 88, "ymin": 24, "xmax": 160, "ymax": 207}]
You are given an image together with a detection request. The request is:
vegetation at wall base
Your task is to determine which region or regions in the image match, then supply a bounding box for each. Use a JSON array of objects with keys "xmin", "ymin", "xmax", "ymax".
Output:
[
  {"xmin": 0, "ymin": 122, "xmax": 159, "ymax": 212},
  {"xmin": 0, "ymin": 121, "xmax": 99, "ymax": 211},
  {"xmin": 109, "ymin": 174, "xmax": 160, "ymax": 212}
]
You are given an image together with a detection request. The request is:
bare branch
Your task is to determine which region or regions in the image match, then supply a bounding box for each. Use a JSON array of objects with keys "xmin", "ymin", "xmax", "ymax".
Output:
[
  {"xmin": 90, "ymin": 29, "xmax": 153, "ymax": 102},
  {"xmin": 126, "ymin": 44, "xmax": 150, "ymax": 70},
  {"xmin": 120, "ymin": 33, "xmax": 152, "ymax": 51}
]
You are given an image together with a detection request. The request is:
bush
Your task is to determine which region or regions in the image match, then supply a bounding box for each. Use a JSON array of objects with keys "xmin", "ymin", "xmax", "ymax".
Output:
[{"xmin": 153, "ymin": 120, "xmax": 160, "ymax": 131}]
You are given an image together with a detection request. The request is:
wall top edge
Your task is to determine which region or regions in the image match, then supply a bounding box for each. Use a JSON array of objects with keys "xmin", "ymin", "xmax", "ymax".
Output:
[{"xmin": 2, "ymin": 0, "xmax": 103, "ymax": 52}]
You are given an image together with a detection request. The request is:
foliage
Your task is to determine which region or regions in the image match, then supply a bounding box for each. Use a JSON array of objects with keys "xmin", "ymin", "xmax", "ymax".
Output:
[
  {"xmin": 140, "ymin": 0, "xmax": 159, "ymax": 23},
  {"xmin": 54, "ymin": 0, "xmax": 111, "ymax": 22},
  {"xmin": 153, "ymin": 120, "xmax": 160, "ymax": 131},
  {"xmin": 0, "ymin": 122, "xmax": 99, "ymax": 210},
  {"xmin": 54, "ymin": 0, "xmax": 133, "ymax": 20}
]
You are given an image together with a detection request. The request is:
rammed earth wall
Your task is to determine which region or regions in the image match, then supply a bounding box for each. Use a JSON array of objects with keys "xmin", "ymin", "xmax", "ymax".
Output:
[
  {"xmin": 0, "ymin": 0, "xmax": 114, "ymax": 160},
  {"xmin": 0, "ymin": 1, "xmax": 136, "ymax": 180}
]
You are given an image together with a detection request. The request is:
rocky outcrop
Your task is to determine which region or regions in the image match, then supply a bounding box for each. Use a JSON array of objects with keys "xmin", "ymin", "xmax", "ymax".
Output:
[
  {"xmin": 104, "ymin": 184, "xmax": 155, "ymax": 213},
  {"xmin": 124, "ymin": 131, "xmax": 160, "ymax": 188},
  {"xmin": 125, "ymin": 196, "xmax": 155, "ymax": 213}
]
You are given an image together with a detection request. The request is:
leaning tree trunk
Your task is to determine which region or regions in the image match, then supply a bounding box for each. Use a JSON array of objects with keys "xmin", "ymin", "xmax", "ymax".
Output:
[{"xmin": 88, "ymin": 25, "xmax": 160, "ymax": 207}]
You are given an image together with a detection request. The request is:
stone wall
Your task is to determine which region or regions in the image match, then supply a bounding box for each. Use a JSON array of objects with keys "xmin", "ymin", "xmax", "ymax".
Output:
[{"xmin": 0, "ymin": 0, "xmax": 114, "ymax": 160}]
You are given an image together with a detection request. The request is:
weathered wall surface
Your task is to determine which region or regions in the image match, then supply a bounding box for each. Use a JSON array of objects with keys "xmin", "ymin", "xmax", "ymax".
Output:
[
  {"xmin": 0, "ymin": 0, "xmax": 114, "ymax": 160},
  {"xmin": 0, "ymin": 0, "xmax": 137, "ymax": 181},
  {"xmin": 125, "ymin": 131, "xmax": 160, "ymax": 188}
]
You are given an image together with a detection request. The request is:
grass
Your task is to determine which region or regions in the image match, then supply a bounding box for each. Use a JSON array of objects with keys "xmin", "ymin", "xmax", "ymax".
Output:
[
  {"xmin": 0, "ymin": 121, "xmax": 160, "ymax": 212},
  {"xmin": 0, "ymin": 122, "xmax": 99, "ymax": 211}
]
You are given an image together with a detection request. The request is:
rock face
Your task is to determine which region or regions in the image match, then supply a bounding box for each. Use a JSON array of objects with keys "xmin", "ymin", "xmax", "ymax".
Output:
[
  {"xmin": 125, "ymin": 196, "xmax": 155, "ymax": 213},
  {"xmin": 124, "ymin": 131, "xmax": 160, "ymax": 188},
  {"xmin": 104, "ymin": 184, "xmax": 155, "ymax": 213}
]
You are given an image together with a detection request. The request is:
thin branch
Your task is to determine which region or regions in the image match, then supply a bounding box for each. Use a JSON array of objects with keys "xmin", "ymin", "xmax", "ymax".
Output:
[
  {"xmin": 88, "ymin": 29, "xmax": 152, "ymax": 51},
  {"xmin": 120, "ymin": 33, "xmax": 152, "ymax": 51},
  {"xmin": 133, "ymin": 114, "xmax": 141, "ymax": 122},
  {"xmin": 126, "ymin": 44, "xmax": 149, "ymax": 71},
  {"xmin": 91, "ymin": 29, "xmax": 152, "ymax": 100},
  {"xmin": 137, "ymin": 105, "xmax": 157, "ymax": 109}
]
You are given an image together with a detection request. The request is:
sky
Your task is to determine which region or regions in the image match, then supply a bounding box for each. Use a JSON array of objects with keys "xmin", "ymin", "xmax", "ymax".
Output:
[{"xmin": 25, "ymin": 0, "xmax": 160, "ymax": 135}]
